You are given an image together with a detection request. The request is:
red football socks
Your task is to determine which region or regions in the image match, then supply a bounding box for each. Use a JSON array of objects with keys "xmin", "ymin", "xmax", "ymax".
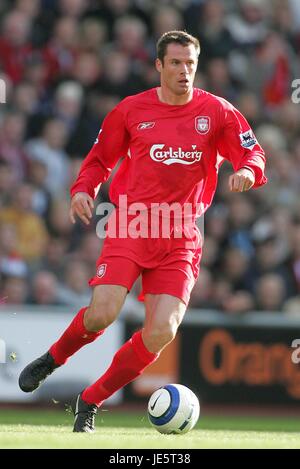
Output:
[
  {"xmin": 49, "ymin": 307, "xmax": 104, "ymax": 365},
  {"xmin": 82, "ymin": 330, "xmax": 159, "ymax": 406}
]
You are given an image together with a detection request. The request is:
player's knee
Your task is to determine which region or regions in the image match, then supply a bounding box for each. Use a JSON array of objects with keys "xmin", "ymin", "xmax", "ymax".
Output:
[
  {"xmin": 84, "ymin": 299, "xmax": 119, "ymax": 332},
  {"xmin": 143, "ymin": 324, "xmax": 177, "ymax": 353}
]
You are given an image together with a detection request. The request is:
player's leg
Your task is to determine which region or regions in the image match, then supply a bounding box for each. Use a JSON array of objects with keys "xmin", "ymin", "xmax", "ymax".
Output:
[
  {"xmin": 72, "ymin": 320, "xmax": 160, "ymax": 432},
  {"xmin": 72, "ymin": 230, "xmax": 200, "ymax": 431},
  {"xmin": 70, "ymin": 248, "xmax": 198, "ymax": 432},
  {"xmin": 80, "ymin": 321, "xmax": 159, "ymax": 408},
  {"xmin": 76, "ymin": 294, "xmax": 185, "ymax": 423},
  {"xmin": 19, "ymin": 248, "xmax": 141, "ymax": 394},
  {"xmin": 142, "ymin": 293, "xmax": 186, "ymax": 353},
  {"xmin": 74, "ymin": 252, "xmax": 196, "ymax": 423},
  {"xmin": 50, "ymin": 284, "xmax": 127, "ymax": 363},
  {"xmin": 18, "ymin": 284, "xmax": 127, "ymax": 393}
]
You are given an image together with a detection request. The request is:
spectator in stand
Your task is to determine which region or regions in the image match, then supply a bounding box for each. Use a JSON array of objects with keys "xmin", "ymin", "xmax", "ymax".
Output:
[
  {"xmin": 57, "ymin": 260, "xmax": 91, "ymax": 307},
  {"xmin": 235, "ymin": 91, "xmax": 262, "ymax": 127},
  {"xmin": 255, "ymin": 273, "xmax": 287, "ymax": 311},
  {"xmin": 147, "ymin": 5, "xmax": 183, "ymax": 60},
  {"xmin": 226, "ymin": 194, "xmax": 257, "ymax": 257},
  {"xmin": 27, "ymin": 158, "xmax": 52, "ymax": 219},
  {"xmin": 225, "ymin": 0, "xmax": 270, "ymax": 49},
  {"xmin": 200, "ymin": 235, "xmax": 220, "ymax": 273},
  {"xmin": 245, "ymin": 32, "xmax": 297, "ymax": 109},
  {"xmin": 47, "ymin": 199, "xmax": 75, "ymax": 240},
  {"xmin": 0, "ymin": 184, "xmax": 48, "ymax": 264},
  {"xmin": 42, "ymin": 16, "xmax": 79, "ymax": 84},
  {"xmin": 0, "ymin": 10, "xmax": 33, "ymax": 84},
  {"xmin": 247, "ymin": 232, "xmax": 295, "ymax": 297},
  {"xmin": 79, "ymin": 18, "xmax": 108, "ymax": 54},
  {"xmin": 25, "ymin": 118, "xmax": 69, "ymax": 195},
  {"xmin": 1, "ymin": 276, "xmax": 28, "ymax": 305},
  {"xmin": 97, "ymin": 50, "xmax": 144, "ymax": 98},
  {"xmin": 89, "ymin": 0, "xmax": 148, "ymax": 40},
  {"xmin": 197, "ymin": 0, "xmax": 236, "ymax": 63},
  {"xmin": 58, "ymin": 0, "xmax": 89, "ymax": 19},
  {"xmin": 73, "ymin": 233, "xmax": 104, "ymax": 272},
  {"xmin": 39, "ymin": 236, "xmax": 69, "ymax": 280},
  {"xmin": 12, "ymin": 81, "xmax": 40, "ymax": 117},
  {"xmin": 72, "ymin": 52, "xmax": 102, "ymax": 89},
  {"xmin": 113, "ymin": 15, "xmax": 149, "ymax": 67},
  {"xmin": 0, "ymin": 159, "xmax": 14, "ymax": 208},
  {"xmin": 0, "ymin": 111, "xmax": 28, "ymax": 184},
  {"xmin": 188, "ymin": 268, "xmax": 215, "ymax": 310},
  {"xmin": 28, "ymin": 271, "xmax": 60, "ymax": 306},
  {"xmin": 222, "ymin": 290, "xmax": 255, "ymax": 314},
  {"xmin": 205, "ymin": 57, "xmax": 239, "ymax": 102},
  {"xmin": 220, "ymin": 247, "xmax": 251, "ymax": 291},
  {"xmin": 285, "ymin": 221, "xmax": 300, "ymax": 295},
  {"xmin": 0, "ymin": 224, "xmax": 28, "ymax": 283},
  {"xmin": 283, "ymin": 294, "xmax": 300, "ymax": 316}
]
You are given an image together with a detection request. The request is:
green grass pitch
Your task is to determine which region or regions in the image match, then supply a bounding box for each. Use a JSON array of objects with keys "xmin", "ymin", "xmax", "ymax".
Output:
[{"xmin": 0, "ymin": 407, "xmax": 300, "ymax": 449}]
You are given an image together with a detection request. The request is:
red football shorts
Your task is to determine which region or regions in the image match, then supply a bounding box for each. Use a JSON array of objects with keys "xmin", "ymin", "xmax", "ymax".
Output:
[{"xmin": 89, "ymin": 212, "xmax": 202, "ymax": 305}]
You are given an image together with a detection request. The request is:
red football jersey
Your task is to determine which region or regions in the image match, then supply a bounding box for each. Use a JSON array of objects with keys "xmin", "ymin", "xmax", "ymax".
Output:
[{"xmin": 71, "ymin": 88, "xmax": 267, "ymax": 218}]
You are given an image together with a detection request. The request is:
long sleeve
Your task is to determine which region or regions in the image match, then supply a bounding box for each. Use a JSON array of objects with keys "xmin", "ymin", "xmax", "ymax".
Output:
[
  {"xmin": 216, "ymin": 101, "xmax": 267, "ymax": 188},
  {"xmin": 70, "ymin": 106, "xmax": 130, "ymax": 199}
]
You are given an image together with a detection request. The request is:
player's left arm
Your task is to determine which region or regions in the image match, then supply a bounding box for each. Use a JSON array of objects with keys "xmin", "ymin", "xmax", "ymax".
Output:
[{"xmin": 216, "ymin": 101, "xmax": 267, "ymax": 192}]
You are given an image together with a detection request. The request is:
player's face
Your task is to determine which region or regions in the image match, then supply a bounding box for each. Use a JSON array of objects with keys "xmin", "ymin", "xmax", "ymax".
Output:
[{"xmin": 156, "ymin": 43, "xmax": 198, "ymax": 96}]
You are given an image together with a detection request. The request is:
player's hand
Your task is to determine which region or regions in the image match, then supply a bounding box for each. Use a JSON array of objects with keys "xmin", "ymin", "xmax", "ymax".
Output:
[
  {"xmin": 70, "ymin": 192, "xmax": 94, "ymax": 225},
  {"xmin": 228, "ymin": 168, "xmax": 255, "ymax": 192}
]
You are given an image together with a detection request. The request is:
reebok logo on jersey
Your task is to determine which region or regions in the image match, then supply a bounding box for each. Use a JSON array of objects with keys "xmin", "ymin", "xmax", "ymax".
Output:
[
  {"xmin": 150, "ymin": 144, "xmax": 202, "ymax": 165},
  {"xmin": 137, "ymin": 122, "xmax": 155, "ymax": 130},
  {"xmin": 94, "ymin": 128, "xmax": 102, "ymax": 144}
]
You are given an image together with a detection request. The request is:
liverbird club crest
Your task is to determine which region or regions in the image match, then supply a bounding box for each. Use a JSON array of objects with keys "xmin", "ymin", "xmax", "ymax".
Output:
[
  {"xmin": 195, "ymin": 116, "xmax": 210, "ymax": 135},
  {"xmin": 97, "ymin": 263, "xmax": 107, "ymax": 278}
]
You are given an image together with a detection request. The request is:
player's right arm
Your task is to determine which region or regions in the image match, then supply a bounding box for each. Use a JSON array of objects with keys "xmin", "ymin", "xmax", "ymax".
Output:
[{"xmin": 69, "ymin": 106, "xmax": 129, "ymax": 225}]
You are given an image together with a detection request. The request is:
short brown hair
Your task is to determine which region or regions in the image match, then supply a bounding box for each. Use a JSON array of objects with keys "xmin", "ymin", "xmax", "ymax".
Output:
[{"xmin": 156, "ymin": 30, "xmax": 200, "ymax": 63}]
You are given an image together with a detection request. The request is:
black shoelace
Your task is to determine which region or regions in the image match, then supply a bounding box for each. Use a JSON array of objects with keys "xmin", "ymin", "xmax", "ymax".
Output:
[
  {"xmin": 85, "ymin": 410, "xmax": 96, "ymax": 430},
  {"xmin": 78, "ymin": 407, "xmax": 97, "ymax": 431}
]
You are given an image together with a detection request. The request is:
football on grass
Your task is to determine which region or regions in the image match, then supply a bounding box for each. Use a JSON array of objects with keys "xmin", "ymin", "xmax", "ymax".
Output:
[{"xmin": 147, "ymin": 383, "xmax": 200, "ymax": 434}]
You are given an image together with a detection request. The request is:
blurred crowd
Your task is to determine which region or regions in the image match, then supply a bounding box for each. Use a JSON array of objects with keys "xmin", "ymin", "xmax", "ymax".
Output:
[{"xmin": 0, "ymin": 0, "xmax": 300, "ymax": 315}]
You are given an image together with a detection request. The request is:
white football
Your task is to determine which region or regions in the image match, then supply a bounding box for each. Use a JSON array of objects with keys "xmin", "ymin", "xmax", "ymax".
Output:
[{"xmin": 147, "ymin": 383, "xmax": 200, "ymax": 434}]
